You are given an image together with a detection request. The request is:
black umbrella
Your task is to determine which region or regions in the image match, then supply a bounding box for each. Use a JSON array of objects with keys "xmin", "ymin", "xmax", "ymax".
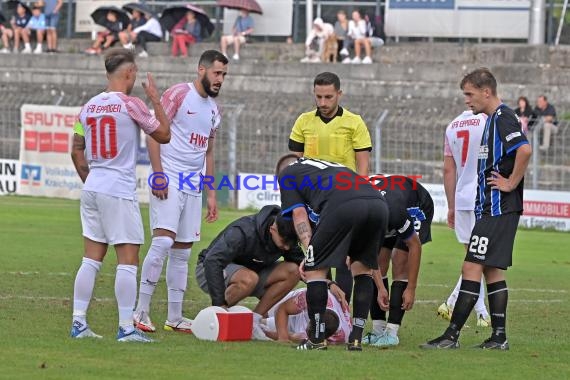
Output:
[
  {"xmin": 122, "ymin": 3, "xmax": 155, "ymax": 18},
  {"xmin": 5, "ymin": 0, "xmax": 31, "ymax": 17},
  {"xmin": 90, "ymin": 6, "xmax": 130, "ymax": 30},
  {"xmin": 160, "ymin": 5, "xmax": 214, "ymax": 38}
]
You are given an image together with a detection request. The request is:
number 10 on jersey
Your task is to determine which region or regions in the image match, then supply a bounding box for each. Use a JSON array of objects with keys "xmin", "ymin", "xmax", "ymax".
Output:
[{"xmin": 87, "ymin": 116, "xmax": 118, "ymax": 159}]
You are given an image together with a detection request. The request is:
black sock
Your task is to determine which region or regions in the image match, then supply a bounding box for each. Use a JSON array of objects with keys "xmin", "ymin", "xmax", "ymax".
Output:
[
  {"xmin": 335, "ymin": 265, "xmax": 353, "ymax": 304},
  {"xmin": 306, "ymin": 280, "xmax": 328, "ymax": 343},
  {"xmin": 444, "ymin": 279, "xmax": 480, "ymax": 340},
  {"xmin": 487, "ymin": 280, "xmax": 508, "ymax": 343},
  {"xmin": 369, "ymin": 283, "xmax": 383, "ymax": 320},
  {"xmin": 349, "ymin": 274, "xmax": 374, "ymax": 343},
  {"xmin": 387, "ymin": 280, "xmax": 408, "ymax": 325}
]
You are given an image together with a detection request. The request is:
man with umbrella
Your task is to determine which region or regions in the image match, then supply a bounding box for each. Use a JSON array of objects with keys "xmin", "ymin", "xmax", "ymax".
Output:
[
  {"xmin": 120, "ymin": 3, "xmax": 162, "ymax": 58},
  {"xmin": 86, "ymin": 6, "xmax": 129, "ymax": 55}
]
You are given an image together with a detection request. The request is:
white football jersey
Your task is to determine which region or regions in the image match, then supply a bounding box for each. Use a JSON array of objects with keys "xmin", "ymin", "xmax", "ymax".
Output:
[
  {"xmin": 79, "ymin": 92, "xmax": 159, "ymax": 200},
  {"xmin": 160, "ymin": 83, "xmax": 221, "ymax": 194},
  {"xmin": 267, "ymin": 288, "xmax": 351, "ymax": 343},
  {"xmin": 444, "ymin": 110, "xmax": 487, "ymax": 210}
]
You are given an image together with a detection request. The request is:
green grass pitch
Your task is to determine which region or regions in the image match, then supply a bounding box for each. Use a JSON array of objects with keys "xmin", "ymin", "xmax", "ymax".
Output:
[{"xmin": 0, "ymin": 196, "xmax": 569, "ymax": 379}]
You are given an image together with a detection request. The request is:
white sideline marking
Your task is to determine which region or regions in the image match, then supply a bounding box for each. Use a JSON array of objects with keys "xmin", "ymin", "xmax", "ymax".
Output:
[
  {"xmin": 5, "ymin": 272, "xmax": 568, "ymax": 294},
  {"xmin": 0, "ymin": 295, "xmax": 563, "ymax": 304}
]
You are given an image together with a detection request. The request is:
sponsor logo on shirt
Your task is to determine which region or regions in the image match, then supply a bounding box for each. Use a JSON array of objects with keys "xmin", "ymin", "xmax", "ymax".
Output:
[
  {"xmin": 505, "ymin": 132, "xmax": 521, "ymax": 142},
  {"xmin": 478, "ymin": 145, "xmax": 489, "ymax": 159}
]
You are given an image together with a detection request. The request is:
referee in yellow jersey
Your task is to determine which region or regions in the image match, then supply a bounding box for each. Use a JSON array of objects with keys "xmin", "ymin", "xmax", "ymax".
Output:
[{"xmin": 288, "ymin": 71, "xmax": 372, "ymax": 302}]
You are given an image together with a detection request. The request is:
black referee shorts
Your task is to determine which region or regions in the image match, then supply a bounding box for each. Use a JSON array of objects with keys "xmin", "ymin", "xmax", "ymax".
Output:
[
  {"xmin": 465, "ymin": 213, "xmax": 520, "ymax": 270},
  {"xmin": 304, "ymin": 197, "xmax": 388, "ymax": 271}
]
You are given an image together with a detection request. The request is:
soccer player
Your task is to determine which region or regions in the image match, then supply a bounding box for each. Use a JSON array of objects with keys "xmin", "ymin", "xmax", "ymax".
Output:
[
  {"xmin": 276, "ymin": 154, "xmax": 389, "ymax": 351},
  {"xmin": 261, "ymin": 287, "xmax": 351, "ymax": 344},
  {"xmin": 288, "ymin": 71, "xmax": 372, "ymax": 303},
  {"xmin": 363, "ymin": 175, "xmax": 433, "ymax": 348},
  {"xmin": 195, "ymin": 205, "xmax": 304, "ymax": 340},
  {"xmin": 133, "ymin": 50, "xmax": 228, "ymax": 334},
  {"xmin": 70, "ymin": 48, "xmax": 171, "ymax": 342},
  {"xmin": 437, "ymin": 110, "xmax": 491, "ymax": 328},
  {"xmin": 421, "ymin": 68, "xmax": 532, "ymax": 350}
]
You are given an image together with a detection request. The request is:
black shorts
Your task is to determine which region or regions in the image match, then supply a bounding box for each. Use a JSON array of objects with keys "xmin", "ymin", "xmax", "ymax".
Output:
[
  {"xmin": 465, "ymin": 213, "xmax": 520, "ymax": 270},
  {"xmin": 304, "ymin": 197, "xmax": 388, "ymax": 271},
  {"xmin": 383, "ymin": 216, "xmax": 433, "ymax": 252}
]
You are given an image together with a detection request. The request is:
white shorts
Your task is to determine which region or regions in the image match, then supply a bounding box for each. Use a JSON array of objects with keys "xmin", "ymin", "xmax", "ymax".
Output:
[
  {"xmin": 149, "ymin": 187, "xmax": 202, "ymax": 243},
  {"xmin": 80, "ymin": 191, "xmax": 144, "ymax": 245},
  {"xmin": 224, "ymin": 35, "xmax": 246, "ymax": 44},
  {"xmin": 455, "ymin": 210, "xmax": 476, "ymax": 244}
]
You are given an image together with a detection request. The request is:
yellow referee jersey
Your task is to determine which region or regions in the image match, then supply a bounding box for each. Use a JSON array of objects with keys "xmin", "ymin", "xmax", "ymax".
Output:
[{"xmin": 289, "ymin": 107, "xmax": 372, "ymax": 171}]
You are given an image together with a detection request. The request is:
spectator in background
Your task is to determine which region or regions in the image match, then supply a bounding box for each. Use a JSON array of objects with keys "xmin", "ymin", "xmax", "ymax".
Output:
[
  {"xmin": 0, "ymin": 19, "xmax": 15, "ymax": 53},
  {"xmin": 220, "ymin": 9, "xmax": 254, "ymax": 61},
  {"xmin": 25, "ymin": 3, "xmax": 46, "ymax": 54},
  {"xmin": 119, "ymin": 9, "xmax": 147, "ymax": 48},
  {"xmin": 534, "ymin": 95, "xmax": 558, "ymax": 151},
  {"xmin": 514, "ymin": 96, "xmax": 535, "ymax": 135},
  {"xmin": 120, "ymin": 10, "xmax": 162, "ymax": 58},
  {"xmin": 346, "ymin": 10, "xmax": 372, "ymax": 64},
  {"xmin": 85, "ymin": 10, "xmax": 125, "ymax": 55},
  {"xmin": 301, "ymin": 17, "xmax": 334, "ymax": 63},
  {"xmin": 43, "ymin": 0, "xmax": 63, "ymax": 53},
  {"xmin": 11, "ymin": 3, "xmax": 31, "ymax": 53},
  {"xmin": 171, "ymin": 10, "xmax": 200, "ymax": 58},
  {"xmin": 334, "ymin": 10, "xmax": 350, "ymax": 62}
]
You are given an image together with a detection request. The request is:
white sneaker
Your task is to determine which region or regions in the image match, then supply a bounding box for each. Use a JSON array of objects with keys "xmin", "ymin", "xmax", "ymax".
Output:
[
  {"xmin": 0, "ymin": 48, "xmax": 10, "ymax": 54},
  {"xmin": 351, "ymin": 56, "xmax": 362, "ymax": 64},
  {"xmin": 34, "ymin": 45, "xmax": 42, "ymax": 54},
  {"xmin": 340, "ymin": 48, "xmax": 349, "ymax": 56},
  {"xmin": 70, "ymin": 320, "xmax": 102, "ymax": 339},
  {"xmin": 22, "ymin": 46, "xmax": 32, "ymax": 54},
  {"xmin": 138, "ymin": 50, "xmax": 148, "ymax": 58},
  {"xmin": 342, "ymin": 57, "xmax": 352, "ymax": 64},
  {"xmin": 117, "ymin": 327, "xmax": 154, "ymax": 342},
  {"xmin": 133, "ymin": 310, "xmax": 156, "ymax": 332},
  {"xmin": 232, "ymin": 53, "xmax": 240, "ymax": 60},
  {"xmin": 164, "ymin": 317, "xmax": 193, "ymax": 333},
  {"xmin": 123, "ymin": 43, "xmax": 133, "ymax": 49},
  {"xmin": 300, "ymin": 56, "xmax": 311, "ymax": 63},
  {"xmin": 362, "ymin": 56, "xmax": 373, "ymax": 64},
  {"xmin": 251, "ymin": 322, "xmax": 270, "ymax": 341}
]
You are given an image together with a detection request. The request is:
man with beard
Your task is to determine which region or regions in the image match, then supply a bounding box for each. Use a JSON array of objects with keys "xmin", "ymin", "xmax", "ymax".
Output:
[{"xmin": 133, "ymin": 50, "xmax": 228, "ymax": 333}]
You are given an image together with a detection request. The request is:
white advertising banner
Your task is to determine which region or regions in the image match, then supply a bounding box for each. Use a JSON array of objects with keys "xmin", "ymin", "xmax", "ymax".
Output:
[
  {"xmin": 223, "ymin": 0, "xmax": 293, "ymax": 36},
  {"xmin": 75, "ymin": 0, "xmax": 130, "ymax": 33},
  {"xmin": 0, "ymin": 159, "xmax": 19, "ymax": 195},
  {"xmin": 422, "ymin": 184, "xmax": 570, "ymax": 231},
  {"xmin": 236, "ymin": 173, "xmax": 280, "ymax": 209},
  {"xmin": 18, "ymin": 105, "xmax": 151, "ymax": 203},
  {"xmin": 385, "ymin": 0, "xmax": 531, "ymax": 39}
]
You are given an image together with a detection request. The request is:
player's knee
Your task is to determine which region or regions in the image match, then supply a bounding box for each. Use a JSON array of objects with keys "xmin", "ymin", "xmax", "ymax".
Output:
[
  {"xmin": 169, "ymin": 248, "xmax": 191, "ymax": 263},
  {"xmin": 149, "ymin": 236, "xmax": 174, "ymax": 260},
  {"xmin": 234, "ymin": 271, "xmax": 259, "ymax": 291}
]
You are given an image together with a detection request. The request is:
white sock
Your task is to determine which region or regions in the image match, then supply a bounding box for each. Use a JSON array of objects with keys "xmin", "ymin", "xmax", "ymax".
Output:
[
  {"xmin": 25, "ymin": 43, "xmax": 31, "ymax": 48},
  {"xmin": 447, "ymin": 275, "xmax": 462, "ymax": 308},
  {"xmin": 386, "ymin": 322, "xmax": 400, "ymax": 337},
  {"xmin": 72, "ymin": 257, "xmax": 102, "ymax": 325},
  {"xmin": 372, "ymin": 319, "xmax": 387, "ymax": 335},
  {"xmin": 166, "ymin": 248, "xmax": 190, "ymax": 322},
  {"xmin": 116, "ymin": 264, "xmax": 138, "ymax": 333},
  {"xmin": 474, "ymin": 274, "xmax": 489, "ymax": 318},
  {"xmin": 136, "ymin": 236, "xmax": 173, "ymax": 313}
]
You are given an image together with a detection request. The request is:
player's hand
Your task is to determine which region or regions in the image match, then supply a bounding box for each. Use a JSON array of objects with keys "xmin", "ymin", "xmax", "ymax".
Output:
[
  {"xmin": 378, "ymin": 285, "xmax": 389, "ymax": 311},
  {"xmin": 205, "ymin": 196, "xmax": 218, "ymax": 223},
  {"xmin": 447, "ymin": 209, "xmax": 455, "ymax": 229},
  {"xmin": 152, "ymin": 187, "xmax": 168, "ymax": 200},
  {"xmin": 142, "ymin": 72, "xmax": 160, "ymax": 104},
  {"xmin": 401, "ymin": 287, "xmax": 416, "ymax": 311},
  {"xmin": 329, "ymin": 283, "xmax": 349, "ymax": 312},
  {"xmin": 298, "ymin": 259, "xmax": 307, "ymax": 282},
  {"xmin": 487, "ymin": 171, "xmax": 514, "ymax": 192}
]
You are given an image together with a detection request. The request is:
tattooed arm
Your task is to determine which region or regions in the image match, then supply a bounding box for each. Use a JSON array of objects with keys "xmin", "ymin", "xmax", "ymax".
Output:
[
  {"xmin": 71, "ymin": 134, "xmax": 89, "ymax": 183},
  {"xmin": 292, "ymin": 207, "xmax": 312, "ymax": 251}
]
